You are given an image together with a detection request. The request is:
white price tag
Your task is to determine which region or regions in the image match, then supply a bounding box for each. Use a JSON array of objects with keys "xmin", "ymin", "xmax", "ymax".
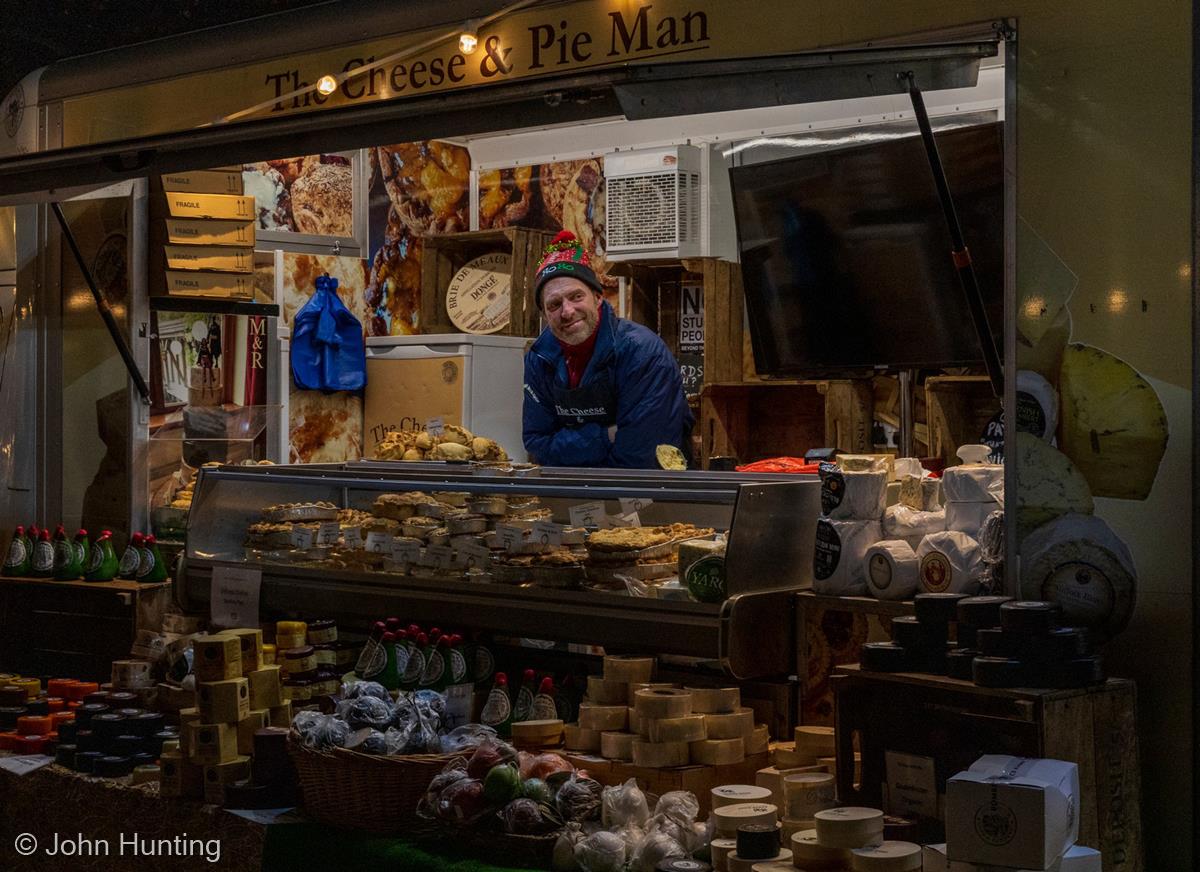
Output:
[
  {"xmin": 392, "ymin": 538, "xmax": 421, "ymax": 564},
  {"xmin": 0, "ymin": 754, "xmax": 54, "ymax": 775},
  {"xmin": 427, "ymin": 544, "xmax": 456, "ymax": 569},
  {"xmin": 531, "ymin": 520, "xmax": 563, "ymax": 547},
  {"xmin": 495, "ymin": 523, "xmax": 525, "ymax": 552},
  {"xmin": 619, "ymin": 497, "xmax": 653, "ymax": 516},
  {"xmin": 364, "ymin": 531, "xmax": 391, "ymax": 554},
  {"xmin": 610, "ymin": 511, "xmax": 641, "ymax": 528},
  {"xmin": 456, "ymin": 542, "xmax": 492, "ymax": 569},
  {"xmin": 210, "ymin": 565, "xmax": 262, "ymax": 630},
  {"xmin": 425, "ymin": 417, "xmax": 445, "ymax": 437},
  {"xmin": 342, "ymin": 526, "xmax": 363, "ymax": 550},
  {"xmin": 290, "ymin": 526, "xmax": 315, "ymax": 550},
  {"xmin": 316, "ymin": 521, "xmax": 341, "ymax": 546},
  {"xmin": 569, "ymin": 501, "xmax": 610, "ymax": 529}
]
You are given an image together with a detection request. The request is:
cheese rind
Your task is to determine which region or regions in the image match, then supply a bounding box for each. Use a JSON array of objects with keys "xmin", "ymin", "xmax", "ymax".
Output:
[
  {"xmin": 690, "ymin": 737, "xmax": 745, "ymax": 765},
  {"xmin": 849, "ymin": 840, "xmax": 922, "ymax": 871},
  {"xmin": 603, "ymin": 656, "xmax": 655, "ymax": 683},
  {"xmin": 898, "ymin": 475, "xmax": 941, "ymax": 511},
  {"xmin": 791, "ymin": 829, "xmax": 854, "ymax": 869},
  {"xmin": 813, "ymin": 519, "xmax": 882, "ymax": 596},
  {"xmin": 563, "ymin": 724, "xmax": 602, "ymax": 752},
  {"xmin": 599, "ymin": 730, "xmax": 635, "ymax": 760},
  {"xmin": 631, "ymin": 738, "xmax": 689, "ymax": 768},
  {"xmin": 941, "ymin": 464, "xmax": 1003, "ymax": 503},
  {"xmin": 647, "ymin": 714, "xmax": 707, "ymax": 743},
  {"xmin": 814, "ymin": 807, "xmax": 885, "ymax": 849},
  {"xmin": 1014, "ymin": 432, "xmax": 1094, "ymax": 538},
  {"xmin": 578, "ymin": 704, "xmax": 628, "ymax": 732},
  {"xmin": 586, "ymin": 676, "xmax": 629, "ymax": 705},
  {"xmin": 865, "ymin": 540, "xmax": 920, "ymax": 600},
  {"xmin": 712, "ymin": 801, "xmax": 779, "ymax": 836},
  {"xmin": 917, "ymin": 531, "xmax": 983, "ymax": 595},
  {"xmin": 820, "ymin": 466, "xmax": 888, "ymax": 521},
  {"xmin": 705, "ymin": 709, "xmax": 755, "ymax": 740},
  {"xmin": 686, "ymin": 686, "xmax": 740, "ymax": 714},
  {"xmin": 633, "ymin": 688, "xmax": 692, "ymax": 719},
  {"xmin": 712, "ymin": 784, "xmax": 773, "ymax": 808}
]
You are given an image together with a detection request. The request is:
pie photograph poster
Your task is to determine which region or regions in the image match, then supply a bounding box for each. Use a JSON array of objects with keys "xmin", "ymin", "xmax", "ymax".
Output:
[
  {"xmin": 243, "ymin": 155, "xmax": 355, "ymax": 236},
  {"xmin": 365, "ymin": 141, "xmax": 471, "ymax": 336},
  {"xmin": 477, "ymin": 157, "xmax": 618, "ymax": 311}
]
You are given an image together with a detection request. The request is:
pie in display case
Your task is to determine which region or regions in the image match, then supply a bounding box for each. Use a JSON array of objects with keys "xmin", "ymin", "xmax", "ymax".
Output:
[{"xmin": 178, "ymin": 461, "xmax": 820, "ymax": 678}]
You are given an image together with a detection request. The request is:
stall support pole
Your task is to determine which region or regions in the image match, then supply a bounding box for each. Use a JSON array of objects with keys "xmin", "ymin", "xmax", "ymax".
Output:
[
  {"xmin": 898, "ymin": 369, "xmax": 916, "ymax": 458},
  {"xmin": 900, "ymin": 71, "xmax": 1004, "ymax": 398},
  {"xmin": 50, "ymin": 201, "xmax": 152, "ymax": 405}
]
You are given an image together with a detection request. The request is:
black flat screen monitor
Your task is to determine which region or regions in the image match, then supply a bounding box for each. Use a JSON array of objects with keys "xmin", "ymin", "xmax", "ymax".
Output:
[{"xmin": 730, "ymin": 122, "xmax": 1004, "ymax": 376}]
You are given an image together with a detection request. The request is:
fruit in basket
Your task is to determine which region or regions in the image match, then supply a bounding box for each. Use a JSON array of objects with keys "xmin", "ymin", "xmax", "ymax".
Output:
[
  {"xmin": 503, "ymin": 797, "xmax": 557, "ymax": 835},
  {"xmin": 437, "ymin": 778, "xmax": 487, "ymax": 823},
  {"xmin": 556, "ymin": 774, "xmax": 603, "ymax": 822},
  {"xmin": 467, "ymin": 738, "xmax": 518, "ymax": 779},
  {"xmin": 522, "ymin": 777, "xmax": 552, "ymax": 804},
  {"xmin": 528, "ymin": 752, "xmax": 573, "ymax": 781},
  {"xmin": 484, "ymin": 763, "xmax": 523, "ymax": 804},
  {"xmin": 425, "ymin": 766, "xmax": 469, "ymax": 808}
]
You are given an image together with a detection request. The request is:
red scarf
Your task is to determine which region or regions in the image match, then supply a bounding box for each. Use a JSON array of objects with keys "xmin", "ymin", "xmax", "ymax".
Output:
[{"xmin": 558, "ymin": 318, "xmax": 601, "ymax": 389}]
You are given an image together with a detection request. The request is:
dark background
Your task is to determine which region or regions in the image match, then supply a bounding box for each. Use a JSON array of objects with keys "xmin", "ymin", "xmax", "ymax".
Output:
[{"xmin": 1, "ymin": 0, "xmax": 330, "ymax": 98}]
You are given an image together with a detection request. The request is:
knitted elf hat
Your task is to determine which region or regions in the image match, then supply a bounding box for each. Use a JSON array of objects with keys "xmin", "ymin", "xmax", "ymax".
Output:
[{"xmin": 533, "ymin": 230, "xmax": 603, "ymax": 307}]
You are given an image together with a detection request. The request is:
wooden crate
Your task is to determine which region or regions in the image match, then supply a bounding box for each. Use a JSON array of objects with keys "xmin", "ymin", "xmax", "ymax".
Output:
[
  {"xmin": 698, "ymin": 383, "xmax": 826, "ymax": 468},
  {"xmin": 680, "ymin": 257, "xmax": 744, "ymax": 384},
  {"xmin": 832, "ymin": 666, "xmax": 1142, "ymax": 871},
  {"xmin": 566, "ymin": 751, "xmax": 770, "ymax": 815},
  {"xmin": 419, "ymin": 228, "xmax": 553, "ymax": 336},
  {"xmin": 796, "ymin": 592, "xmax": 912, "ymax": 725},
  {"xmin": 925, "ymin": 375, "xmax": 1001, "ymax": 465}
]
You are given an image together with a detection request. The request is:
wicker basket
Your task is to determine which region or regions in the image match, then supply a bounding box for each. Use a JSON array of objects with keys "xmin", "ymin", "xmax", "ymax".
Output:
[{"xmin": 287, "ymin": 737, "xmax": 463, "ymax": 835}]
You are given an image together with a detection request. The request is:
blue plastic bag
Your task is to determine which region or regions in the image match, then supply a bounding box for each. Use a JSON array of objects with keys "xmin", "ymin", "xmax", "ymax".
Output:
[{"xmin": 290, "ymin": 274, "xmax": 366, "ymax": 392}]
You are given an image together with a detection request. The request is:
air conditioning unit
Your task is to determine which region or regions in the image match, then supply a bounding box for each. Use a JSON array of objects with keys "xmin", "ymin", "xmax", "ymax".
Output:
[{"xmin": 604, "ymin": 144, "xmax": 736, "ymax": 261}]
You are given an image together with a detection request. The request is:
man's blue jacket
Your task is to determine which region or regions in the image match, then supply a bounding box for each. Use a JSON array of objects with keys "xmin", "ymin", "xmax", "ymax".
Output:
[{"xmin": 522, "ymin": 301, "xmax": 693, "ymax": 468}]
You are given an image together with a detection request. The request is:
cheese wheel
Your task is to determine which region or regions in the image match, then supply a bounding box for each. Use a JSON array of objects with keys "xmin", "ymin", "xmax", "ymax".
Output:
[
  {"xmin": 882, "ymin": 505, "xmax": 947, "ymax": 551},
  {"xmin": 586, "ymin": 676, "xmax": 629, "ymax": 705},
  {"xmin": 850, "ymin": 841, "xmax": 922, "ymax": 871},
  {"xmin": 746, "ymin": 723, "xmax": 769, "ymax": 755},
  {"xmin": 945, "ymin": 501, "xmax": 997, "ymax": 537},
  {"xmin": 634, "ymin": 688, "xmax": 692, "ymax": 719},
  {"xmin": 690, "ymin": 737, "xmax": 744, "ymax": 765},
  {"xmin": 839, "ymin": 454, "xmax": 893, "ymax": 478},
  {"xmin": 814, "ymin": 807, "xmax": 885, "ymax": 849},
  {"xmin": 710, "ymin": 838, "xmax": 738, "ymax": 872},
  {"xmin": 628, "ymin": 682, "xmax": 674, "ymax": 707},
  {"xmin": 790, "ymin": 829, "xmax": 853, "ymax": 869},
  {"xmin": 711, "ymin": 784, "xmax": 772, "ymax": 809},
  {"xmin": 648, "ymin": 714, "xmax": 707, "ymax": 743},
  {"xmin": 629, "ymin": 708, "xmax": 649, "ymax": 737},
  {"xmin": 563, "ymin": 724, "xmax": 602, "ymax": 752},
  {"xmin": 793, "ymin": 726, "xmax": 835, "ymax": 758},
  {"xmin": 603, "ymin": 655, "xmax": 655, "ymax": 683},
  {"xmin": 713, "ymin": 802, "xmax": 779, "ymax": 837},
  {"xmin": 813, "ymin": 519, "xmax": 882, "ymax": 596},
  {"xmin": 865, "ymin": 540, "xmax": 920, "ymax": 601},
  {"xmin": 729, "ymin": 852, "xmax": 791, "ymax": 872},
  {"xmin": 820, "ymin": 465, "xmax": 888, "ymax": 520},
  {"xmin": 686, "ymin": 686, "xmax": 740, "ymax": 714},
  {"xmin": 771, "ymin": 744, "xmax": 821, "ymax": 769},
  {"xmin": 940, "ymin": 463, "xmax": 1003, "ymax": 502},
  {"xmin": 898, "ymin": 474, "xmax": 941, "ymax": 511},
  {"xmin": 600, "ymin": 731, "xmax": 635, "ymax": 760},
  {"xmin": 578, "ymin": 704, "xmax": 628, "ymax": 732},
  {"xmin": 755, "ymin": 766, "xmax": 795, "ymax": 808},
  {"xmin": 631, "ymin": 739, "xmax": 689, "ymax": 768},
  {"xmin": 780, "ymin": 818, "xmax": 814, "ymax": 840},
  {"xmin": 917, "ymin": 531, "xmax": 982, "ymax": 594},
  {"xmin": 511, "ymin": 719, "xmax": 563, "ymax": 745},
  {"xmin": 705, "ymin": 709, "xmax": 754, "ymax": 740},
  {"xmin": 1018, "ymin": 512, "xmax": 1136, "ymax": 641},
  {"xmin": 782, "ymin": 772, "xmax": 835, "ymax": 819}
]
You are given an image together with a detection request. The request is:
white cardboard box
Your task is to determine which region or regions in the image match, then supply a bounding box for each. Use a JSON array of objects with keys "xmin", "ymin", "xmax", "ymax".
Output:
[
  {"xmin": 946, "ymin": 755, "xmax": 1080, "ymax": 869},
  {"xmin": 924, "ymin": 843, "xmax": 1102, "ymax": 872}
]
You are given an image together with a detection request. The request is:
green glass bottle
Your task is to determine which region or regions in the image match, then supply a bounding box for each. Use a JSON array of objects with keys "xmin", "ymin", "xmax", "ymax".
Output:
[
  {"xmin": 118, "ymin": 533, "xmax": 144, "ymax": 580},
  {"xmin": 136, "ymin": 535, "xmax": 168, "ymax": 584},
  {"xmin": 376, "ymin": 631, "xmax": 400, "ymax": 691},
  {"xmin": 480, "ymin": 672, "xmax": 514, "ymax": 738},
  {"xmin": 72, "ymin": 529, "xmax": 89, "ymax": 577},
  {"xmin": 356, "ymin": 621, "xmax": 387, "ymax": 681},
  {"xmin": 85, "ymin": 530, "xmax": 119, "ymax": 582},
  {"xmin": 472, "ymin": 632, "xmax": 495, "ymax": 687},
  {"xmin": 3, "ymin": 526, "xmax": 30, "ymax": 576},
  {"xmin": 31, "ymin": 529, "xmax": 54, "ymax": 578},
  {"xmin": 400, "ymin": 632, "xmax": 426, "ymax": 691},
  {"xmin": 448, "ymin": 634, "xmax": 469, "ymax": 687},
  {"xmin": 52, "ymin": 525, "xmax": 76, "ymax": 580},
  {"xmin": 419, "ymin": 634, "xmax": 447, "ymax": 690}
]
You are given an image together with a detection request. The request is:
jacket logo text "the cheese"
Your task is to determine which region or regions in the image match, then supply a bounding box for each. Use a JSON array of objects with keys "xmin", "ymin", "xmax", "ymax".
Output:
[{"xmin": 555, "ymin": 405, "xmax": 607, "ymax": 418}]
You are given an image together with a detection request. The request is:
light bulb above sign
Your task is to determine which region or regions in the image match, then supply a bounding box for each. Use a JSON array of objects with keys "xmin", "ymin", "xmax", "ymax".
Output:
[{"xmin": 445, "ymin": 252, "xmax": 512, "ymax": 334}]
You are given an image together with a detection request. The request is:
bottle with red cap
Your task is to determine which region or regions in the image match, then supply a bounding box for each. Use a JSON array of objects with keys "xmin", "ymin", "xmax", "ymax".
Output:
[
  {"xmin": 52, "ymin": 525, "xmax": 76, "ymax": 580},
  {"xmin": 85, "ymin": 530, "xmax": 119, "ymax": 582},
  {"xmin": 71, "ymin": 529, "xmax": 90, "ymax": 576},
  {"xmin": 31, "ymin": 528, "xmax": 55, "ymax": 578},
  {"xmin": 447, "ymin": 634, "xmax": 469, "ymax": 687},
  {"xmin": 356, "ymin": 621, "xmax": 387, "ymax": 679},
  {"xmin": 513, "ymin": 668, "xmax": 536, "ymax": 722},
  {"xmin": 136, "ymin": 534, "xmax": 168, "ymax": 583},
  {"xmin": 419, "ymin": 634, "xmax": 446, "ymax": 690},
  {"xmin": 3, "ymin": 525, "xmax": 30, "ymax": 576},
  {"xmin": 401, "ymin": 633, "xmax": 427, "ymax": 691},
  {"xmin": 118, "ymin": 533, "xmax": 144, "ymax": 579},
  {"xmin": 377, "ymin": 632, "xmax": 400, "ymax": 690},
  {"xmin": 531, "ymin": 676, "xmax": 558, "ymax": 720},
  {"xmin": 480, "ymin": 672, "xmax": 514, "ymax": 737}
]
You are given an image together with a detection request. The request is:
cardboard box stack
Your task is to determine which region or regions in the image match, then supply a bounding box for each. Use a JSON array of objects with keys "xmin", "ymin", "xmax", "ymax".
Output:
[
  {"xmin": 153, "ymin": 168, "xmax": 257, "ymax": 300},
  {"xmin": 926, "ymin": 755, "xmax": 1102, "ymax": 871}
]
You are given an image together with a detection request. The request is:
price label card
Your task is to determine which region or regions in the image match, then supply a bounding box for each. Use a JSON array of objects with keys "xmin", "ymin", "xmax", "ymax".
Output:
[
  {"xmin": 531, "ymin": 520, "xmax": 563, "ymax": 547},
  {"xmin": 619, "ymin": 497, "xmax": 653, "ymax": 516},
  {"xmin": 427, "ymin": 544, "xmax": 456, "ymax": 569},
  {"xmin": 392, "ymin": 537, "xmax": 421, "ymax": 564},
  {"xmin": 316, "ymin": 522, "xmax": 341, "ymax": 546},
  {"xmin": 456, "ymin": 542, "xmax": 493, "ymax": 569},
  {"xmin": 0, "ymin": 754, "xmax": 53, "ymax": 776},
  {"xmin": 364, "ymin": 531, "xmax": 391, "ymax": 554},
  {"xmin": 569, "ymin": 501, "xmax": 610, "ymax": 529},
  {"xmin": 425, "ymin": 417, "xmax": 445, "ymax": 437},
  {"xmin": 495, "ymin": 523, "xmax": 525, "ymax": 552},
  {"xmin": 210, "ymin": 565, "xmax": 262, "ymax": 630},
  {"xmin": 290, "ymin": 526, "xmax": 315, "ymax": 550},
  {"xmin": 610, "ymin": 511, "xmax": 641, "ymax": 528},
  {"xmin": 342, "ymin": 526, "xmax": 363, "ymax": 550}
]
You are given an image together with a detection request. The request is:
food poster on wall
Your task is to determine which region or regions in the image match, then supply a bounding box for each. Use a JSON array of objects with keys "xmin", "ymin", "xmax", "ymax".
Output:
[
  {"xmin": 243, "ymin": 155, "xmax": 354, "ymax": 236},
  {"xmin": 365, "ymin": 141, "xmax": 471, "ymax": 336},
  {"xmin": 477, "ymin": 157, "xmax": 618, "ymax": 310},
  {"xmin": 1013, "ymin": 217, "xmax": 1168, "ymax": 645},
  {"xmin": 288, "ymin": 388, "xmax": 363, "ymax": 464},
  {"xmin": 279, "ymin": 252, "xmax": 370, "ymax": 333}
]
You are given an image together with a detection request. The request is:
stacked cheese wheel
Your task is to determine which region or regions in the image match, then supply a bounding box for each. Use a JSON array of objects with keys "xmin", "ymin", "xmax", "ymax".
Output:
[
  {"xmin": 779, "ymin": 806, "xmax": 922, "ymax": 871},
  {"xmin": 752, "ymin": 725, "xmax": 839, "ymax": 836},
  {"xmin": 565, "ymin": 656, "xmax": 655, "ymax": 757},
  {"xmin": 812, "ymin": 459, "xmax": 889, "ymax": 596}
]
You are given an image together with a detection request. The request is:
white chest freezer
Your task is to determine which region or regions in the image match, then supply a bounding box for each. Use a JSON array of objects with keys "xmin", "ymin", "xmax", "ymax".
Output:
[{"xmin": 363, "ymin": 334, "xmax": 531, "ymax": 461}]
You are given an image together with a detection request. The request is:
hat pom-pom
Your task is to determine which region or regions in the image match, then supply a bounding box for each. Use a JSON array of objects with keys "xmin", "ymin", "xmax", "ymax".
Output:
[{"xmin": 550, "ymin": 230, "xmax": 577, "ymax": 245}]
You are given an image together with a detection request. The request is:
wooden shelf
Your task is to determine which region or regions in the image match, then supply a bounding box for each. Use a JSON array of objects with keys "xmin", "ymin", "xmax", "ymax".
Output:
[
  {"xmin": 150, "ymin": 296, "xmax": 279, "ymax": 316},
  {"xmin": 0, "ymin": 574, "xmax": 170, "ymax": 593}
]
